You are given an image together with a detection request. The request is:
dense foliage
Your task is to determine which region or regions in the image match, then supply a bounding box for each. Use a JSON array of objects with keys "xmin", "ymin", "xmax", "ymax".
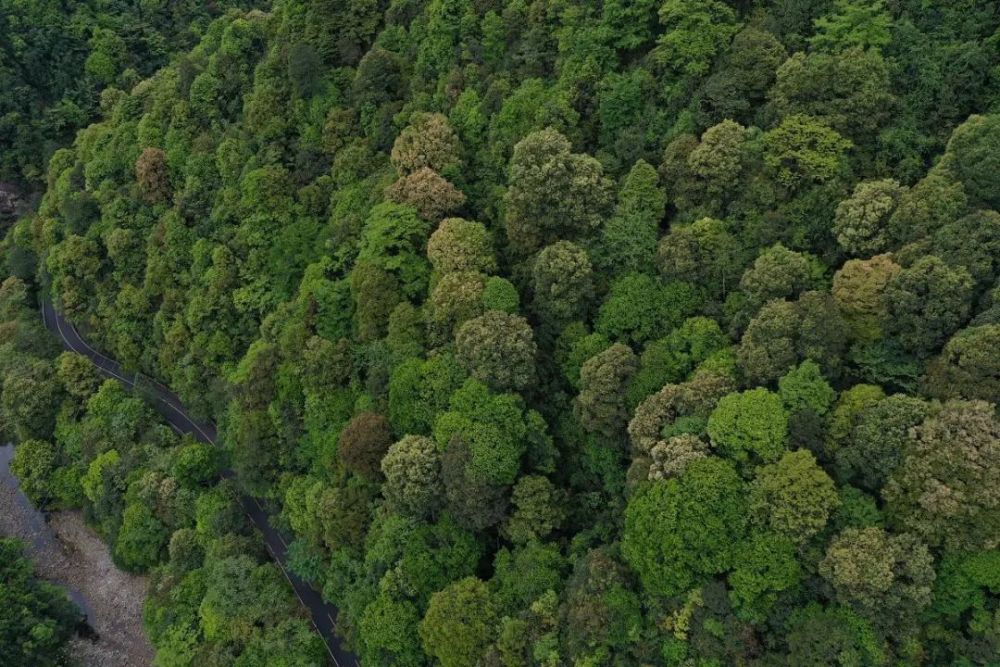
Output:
[
  {"xmin": 0, "ymin": 0, "xmax": 259, "ymax": 185},
  {"xmin": 0, "ymin": 282, "xmax": 325, "ymax": 664},
  {"xmin": 3, "ymin": 0, "xmax": 1000, "ymax": 665},
  {"xmin": 0, "ymin": 538, "xmax": 82, "ymax": 666}
]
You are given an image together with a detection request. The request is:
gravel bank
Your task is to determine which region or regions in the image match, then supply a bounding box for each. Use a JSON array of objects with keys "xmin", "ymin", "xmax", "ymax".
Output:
[{"xmin": 0, "ymin": 445, "xmax": 154, "ymax": 667}]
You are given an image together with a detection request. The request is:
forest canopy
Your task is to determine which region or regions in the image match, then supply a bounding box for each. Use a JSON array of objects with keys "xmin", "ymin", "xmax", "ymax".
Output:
[{"xmin": 2, "ymin": 0, "xmax": 1000, "ymax": 665}]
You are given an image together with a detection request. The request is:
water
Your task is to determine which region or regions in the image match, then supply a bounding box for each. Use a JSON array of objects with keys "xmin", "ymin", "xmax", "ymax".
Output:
[{"xmin": 0, "ymin": 443, "xmax": 98, "ymax": 624}]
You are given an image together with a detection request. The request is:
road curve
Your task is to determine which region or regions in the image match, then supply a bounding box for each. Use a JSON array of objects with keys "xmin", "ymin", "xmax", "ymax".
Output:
[{"xmin": 40, "ymin": 301, "xmax": 360, "ymax": 667}]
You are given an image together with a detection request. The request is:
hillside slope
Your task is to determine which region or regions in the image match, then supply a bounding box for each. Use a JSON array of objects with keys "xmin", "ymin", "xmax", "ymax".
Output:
[{"xmin": 3, "ymin": 1, "xmax": 1000, "ymax": 665}]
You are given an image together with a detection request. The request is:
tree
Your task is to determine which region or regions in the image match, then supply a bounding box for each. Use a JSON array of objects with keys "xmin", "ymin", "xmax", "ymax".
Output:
[
  {"xmin": 596, "ymin": 273, "xmax": 700, "ymax": 346},
  {"xmin": 769, "ymin": 48, "xmax": 893, "ymax": 141},
  {"xmin": 628, "ymin": 367, "xmax": 735, "ymax": 455},
  {"xmin": 54, "ymin": 352, "xmax": 103, "ymax": 400},
  {"xmin": 427, "ymin": 271, "xmax": 487, "ymax": 344},
  {"xmin": 381, "ymin": 435, "xmax": 444, "ymax": 519},
  {"xmin": 750, "ymin": 450, "xmax": 839, "ymax": 544},
  {"xmin": 781, "ymin": 604, "xmax": 887, "ymax": 667},
  {"xmin": 833, "ymin": 179, "xmax": 905, "ymax": 256},
  {"xmin": 761, "ymin": 114, "xmax": 853, "ymax": 187},
  {"xmin": 287, "ymin": 42, "xmax": 323, "ymax": 98},
  {"xmin": 356, "ymin": 202, "xmax": 432, "ymax": 301},
  {"xmin": 532, "ymin": 241, "xmax": 593, "ymax": 331},
  {"xmin": 115, "ymin": 501, "xmax": 169, "ymax": 571},
  {"xmin": 728, "ymin": 531, "xmax": 801, "ymax": 621},
  {"xmin": 169, "ymin": 440, "xmax": 216, "ymax": 487},
  {"xmin": 199, "ymin": 556, "xmax": 297, "ymax": 644},
  {"xmin": 388, "ymin": 353, "xmax": 467, "ymax": 436},
  {"xmin": 386, "ymin": 167, "xmax": 466, "ymax": 221},
  {"xmin": 350, "ymin": 261, "xmax": 403, "ymax": 343},
  {"xmin": 826, "ymin": 383, "xmax": 886, "ymax": 453},
  {"xmin": 229, "ymin": 340, "xmax": 278, "ymax": 411},
  {"xmin": 357, "ymin": 513, "xmax": 480, "ymax": 613},
  {"xmin": 435, "ymin": 378, "xmax": 544, "ymax": 489},
  {"xmin": 647, "ymin": 433, "xmax": 710, "ymax": 481},
  {"xmin": 693, "ymin": 27, "xmax": 787, "ymax": 127},
  {"xmin": 492, "ymin": 542, "xmax": 566, "ymax": 613},
  {"xmin": 654, "ymin": 0, "xmax": 739, "ymax": 76},
  {"xmin": 481, "ymin": 277, "xmax": 519, "ymax": 313},
  {"xmin": 1, "ymin": 359, "xmax": 63, "ymax": 441},
  {"xmin": 427, "ymin": 218, "xmax": 496, "ymax": 275},
  {"xmin": 338, "ymin": 412, "xmax": 394, "ymax": 480},
  {"xmin": 420, "ymin": 577, "xmax": 498, "ymax": 667},
  {"xmin": 46, "ymin": 234, "xmax": 102, "ymax": 321},
  {"xmin": 627, "ymin": 316, "xmax": 729, "ymax": 406},
  {"xmin": 738, "ymin": 243, "xmax": 823, "ymax": 310},
  {"xmin": 819, "ymin": 527, "xmax": 935, "ymax": 626},
  {"xmin": 931, "ymin": 209, "xmax": 1000, "ymax": 289},
  {"xmin": 809, "ymin": 0, "xmax": 892, "ymax": 53},
  {"xmin": 831, "ymin": 254, "xmax": 900, "ymax": 343},
  {"xmin": 925, "ymin": 325, "xmax": 1000, "ymax": 403},
  {"xmin": 659, "ymin": 133, "xmax": 700, "ymax": 210},
  {"xmin": 942, "ymin": 114, "xmax": 1000, "ymax": 210},
  {"xmin": 502, "ymin": 475, "xmax": 564, "ymax": 544},
  {"xmin": 601, "ymin": 0, "xmax": 660, "ymax": 50},
  {"xmin": 0, "ymin": 276, "xmax": 28, "ymax": 320},
  {"xmin": 235, "ymin": 618, "xmax": 328, "ymax": 667},
  {"xmin": 622, "ymin": 457, "xmax": 747, "ymax": 597},
  {"xmin": 687, "ymin": 120, "xmax": 748, "ymax": 206},
  {"xmin": 0, "ymin": 539, "xmax": 82, "ymax": 667},
  {"xmin": 441, "ymin": 437, "xmax": 510, "ymax": 532},
  {"xmin": 576, "ymin": 343, "xmax": 638, "ymax": 439},
  {"xmin": 228, "ymin": 409, "xmax": 284, "ymax": 497},
  {"xmin": 835, "ymin": 394, "xmax": 929, "ymax": 492},
  {"xmin": 358, "ymin": 593, "xmax": 424, "ymax": 667},
  {"xmin": 778, "ymin": 360, "xmax": 835, "ymax": 417},
  {"xmin": 596, "ymin": 159, "xmax": 664, "ymax": 277},
  {"xmin": 559, "ymin": 548, "xmax": 643, "ymax": 663},
  {"xmin": 353, "ymin": 45, "xmax": 406, "ymax": 106},
  {"xmin": 657, "ymin": 217, "xmax": 741, "ymax": 299},
  {"xmin": 503, "ymin": 128, "xmax": 613, "ymax": 255},
  {"xmin": 10, "ymin": 439, "xmax": 61, "ymax": 507},
  {"xmin": 455, "ymin": 311, "xmax": 537, "ymax": 392},
  {"xmin": 707, "ymin": 388, "xmax": 788, "ymax": 468},
  {"xmin": 884, "ymin": 256, "xmax": 974, "ymax": 356},
  {"xmin": 887, "ymin": 172, "xmax": 968, "ymax": 246},
  {"xmin": 167, "ymin": 528, "xmax": 203, "ymax": 572},
  {"xmin": 795, "ymin": 291, "xmax": 850, "ymax": 378},
  {"xmin": 884, "ymin": 400, "xmax": 1000, "ymax": 552},
  {"xmin": 391, "ymin": 112, "xmax": 462, "ymax": 176},
  {"xmin": 136, "ymin": 147, "xmax": 171, "ymax": 204},
  {"xmin": 739, "ymin": 295, "xmax": 847, "ymax": 385},
  {"xmin": 387, "ymin": 302, "xmax": 426, "ymax": 362}
]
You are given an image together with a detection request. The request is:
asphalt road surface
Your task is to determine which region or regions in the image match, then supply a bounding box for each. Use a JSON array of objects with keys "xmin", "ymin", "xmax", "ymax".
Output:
[{"xmin": 41, "ymin": 301, "xmax": 360, "ymax": 667}]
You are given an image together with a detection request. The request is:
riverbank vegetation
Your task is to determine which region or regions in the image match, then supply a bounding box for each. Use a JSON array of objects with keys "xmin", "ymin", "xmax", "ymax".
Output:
[
  {"xmin": 2, "ymin": 0, "xmax": 1000, "ymax": 665},
  {"xmin": 0, "ymin": 281, "xmax": 324, "ymax": 664},
  {"xmin": 0, "ymin": 537, "xmax": 82, "ymax": 666}
]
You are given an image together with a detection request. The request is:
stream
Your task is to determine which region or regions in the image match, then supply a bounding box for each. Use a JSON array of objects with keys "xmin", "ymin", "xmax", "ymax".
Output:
[{"xmin": 0, "ymin": 444, "xmax": 97, "ymax": 622}]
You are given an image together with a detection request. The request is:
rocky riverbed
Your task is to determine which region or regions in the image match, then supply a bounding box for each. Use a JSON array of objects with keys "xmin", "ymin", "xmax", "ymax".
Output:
[{"xmin": 0, "ymin": 444, "xmax": 154, "ymax": 666}]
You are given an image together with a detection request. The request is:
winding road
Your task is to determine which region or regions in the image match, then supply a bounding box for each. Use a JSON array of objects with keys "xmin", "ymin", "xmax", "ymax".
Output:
[{"xmin": 40, "ymin": 301, "xmax": 360, "ymax": 667}]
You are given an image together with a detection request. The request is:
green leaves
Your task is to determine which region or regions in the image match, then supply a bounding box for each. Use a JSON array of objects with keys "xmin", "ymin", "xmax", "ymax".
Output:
[
  {"xmin": 0, "ymin": 539, "xmax": 82, "ymax": 667},
  {"xmin": 810, "ymin": 0, "xmax": 892, "ymax": 53},
  {"xmin": 655, "ymin": 0, "xmax": 740, "ymax": 77},
  {"xmin": 707, "ymin": 388, "xmax": 788, "ymax": 468},
  {"xmin": 623, "ymin": 457, "xmax": 747, "ymax": 597},
  {"xmin": 762, "ymin": 114, "xmax": 853, "ymax": 187},
  {"xmin": 419, "ymin": 577, "xmax": 498, "ymax": 667},
  {"xmin": 596, "ymin": 273, "xmax": 701, "ymax": 347}
]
